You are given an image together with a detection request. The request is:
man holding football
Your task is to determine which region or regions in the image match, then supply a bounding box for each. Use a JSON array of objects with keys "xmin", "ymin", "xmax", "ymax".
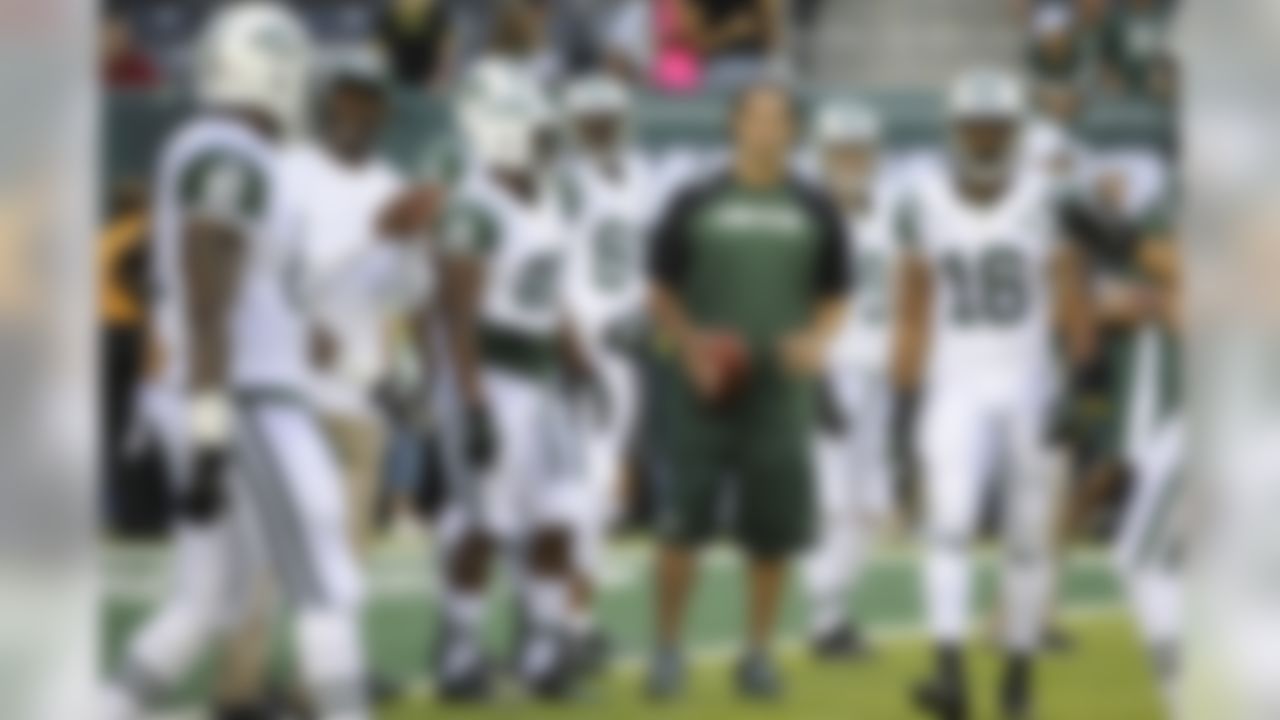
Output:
[{"xmin": 645, "ymin": 81, "xmax": 852, "ymax": 700}]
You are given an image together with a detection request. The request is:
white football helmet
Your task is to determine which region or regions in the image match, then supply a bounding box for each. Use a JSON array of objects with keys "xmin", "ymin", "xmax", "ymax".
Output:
[
  {"xmin": 946, "ymin": 66, "xmax": 1028, "ymax": 186},
  {"xmin": 455, "ymin": 58, "xmax": 552, "ymax": 171},
  {"xmin": 195, "ymin": 2, "xmax": 313, "ymax": 134},
  {"xmin": 813, "ymin": 100, "xmax": 882, "ymax": 149},
  {"xmin": 813, "ymin": 100, "xmax": 882, "ymax": 200},
  {"xmin": 472, "ymin": 92, "xmax": 546, "ymax": 172},
  {"xmin": 564, "ymin": 74, "xmax": 630, "ymax": 120}
]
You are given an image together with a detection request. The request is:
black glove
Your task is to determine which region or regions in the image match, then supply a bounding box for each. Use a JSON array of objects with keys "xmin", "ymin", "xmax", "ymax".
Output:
[
  {"xmin": 465, "ymin": 404, "xmax": 498, "ymax": 472},
  {"xmin": 178, "ymin": 444, "xmax": 228, "ymax": 524}
]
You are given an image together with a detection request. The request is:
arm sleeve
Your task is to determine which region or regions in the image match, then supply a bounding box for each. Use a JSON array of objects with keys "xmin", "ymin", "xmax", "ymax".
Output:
[
  {"xmin": 439, "ymin": 201, "xmax": 497, "ymax": 258},
  {"xmin": 648, "ymin": 183, "xmax": 701, "ymax": 288},
  {"xmin": 178, "ymin": 150, "xmax": 270, "ymax": 233},
  {"xmin": 807, "ymin": 186, "xmax": 852, "ymax": 298}
]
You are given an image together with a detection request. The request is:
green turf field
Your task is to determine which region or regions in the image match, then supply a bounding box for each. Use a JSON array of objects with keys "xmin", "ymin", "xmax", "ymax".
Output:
[{"xmin": 104, "ymin": 538, "xmax": 1162, "ymax": 719}]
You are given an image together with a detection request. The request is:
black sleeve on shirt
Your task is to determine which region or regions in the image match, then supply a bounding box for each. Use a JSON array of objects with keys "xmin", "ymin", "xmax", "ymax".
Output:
[
  {"xmin": 648, "ymin": 178, "xmax": 712, "ymax": 288},
  {"xmin": 793, "ymin": 180, "xmax": 852, "ymax": 299}
]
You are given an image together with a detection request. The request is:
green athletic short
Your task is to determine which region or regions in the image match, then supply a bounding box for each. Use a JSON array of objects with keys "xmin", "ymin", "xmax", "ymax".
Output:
[{"xmin": 648, "ymin": 353, "xmax": 817, "ymax": 557}]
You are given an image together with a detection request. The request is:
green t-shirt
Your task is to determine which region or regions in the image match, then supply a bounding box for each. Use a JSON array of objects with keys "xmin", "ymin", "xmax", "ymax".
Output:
[{"xmin": 649, "ymin": 173, "xmax": 851, "ymax": 352}]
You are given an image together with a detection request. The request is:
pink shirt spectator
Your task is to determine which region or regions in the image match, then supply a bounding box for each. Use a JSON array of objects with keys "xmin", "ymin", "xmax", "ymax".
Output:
[{"xmin": 653, "ymin": 0, "xmax": 702, "ymax": 93}]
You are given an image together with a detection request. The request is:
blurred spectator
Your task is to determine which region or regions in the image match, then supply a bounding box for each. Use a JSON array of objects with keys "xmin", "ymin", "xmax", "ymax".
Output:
[
  {"xmin": 99, "ymin": 181, "xmax": 168, "ymax": 535},
  {"xmin": 653, "ymin": 0, "xmax": 703, "ymax": 93},
  {"xmin": 664, "ymin": 0, "xmax": 785, "ymax": 92},
  {"xmin": 101, "ymin": 14, "xmax": 160, "ymax": 89},
  {"xmin": 790, "ymin": 0, "xmax": 827, "ymax": 74},
  {"xmin": 1027, "ymin": 4, "xmax": 1088, "ymax": 125},
  {"xmin": 1027, "ymin": 4, "xmax": 1085, "ymax": 87},
  {"xmin": 375, "ymin": 0, "xmax": 455, "ymax": 89},
  {"xmin": 485, "ymin": 0, "xmax": 562, "ymax": 87},
  {"xmin": 598, "ymin": 0, "xmax": 654, "ymax": 83},
  {"xmin": 1097, "ymin": 0, "xmax": 1174, "ymax": 97}
]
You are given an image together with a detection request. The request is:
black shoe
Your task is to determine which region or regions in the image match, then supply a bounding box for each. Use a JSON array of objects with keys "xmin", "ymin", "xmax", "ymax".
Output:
[
  {"xmin": 214, "ymin": 703, "xmax": 275, "ymax": 720},
  {"xmin": 573, "ymin": 628, "xmax": 613, "ymax": 677},
  {"xmin": 1001, "ymin": 654, "xmax": 1035, "ymax": 720},
  {"xmin": 912, "ymin": 670, "xmax": 969, "ymax": 720},
  {"xmin": 435, "ymin": 634, "xmax": 495, "ymax": 704},
  {"xmin": 367, "ymin": 672, "xmax": 403, "ymax": 707},
  {"xmin": 1042, "ymin": 625, "xmax": 1074, "ymax": 654},
  {"xmin": 522, "ymin": 633, "xmax": 579, "ymax": 701},
  {"xmin": 811, "ymin": 622, "xmax": 871, "ymax": 661},
  {"xmin": 734, "ymin": 651, "xmax": 783, "ymax": 700},
  {"xmin": 645, "ymin": 646, "xmax": 686, "ymax": 701}
]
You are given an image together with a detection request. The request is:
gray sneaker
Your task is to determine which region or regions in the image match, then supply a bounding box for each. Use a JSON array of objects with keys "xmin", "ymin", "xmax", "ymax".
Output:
[
  {"xmin": 645, "ymin": 647, "xmax": 686, "ymax": 701},
  {"xmin": 735, "ymin": 651, "xmax": 783, "ymax": 700}
]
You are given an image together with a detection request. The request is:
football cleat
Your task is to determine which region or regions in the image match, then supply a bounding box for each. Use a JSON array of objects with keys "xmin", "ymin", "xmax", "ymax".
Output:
[
  {"xmin": 811, "ymin": 621, "xmax": 872, "ymax": 661},
  {"xmin": 734, "ymin": 651, "xmax": 784, "ymax": 700},
  {"xmin": 645, "ymin": 647, "xmax": 687, "ymax": 701}
]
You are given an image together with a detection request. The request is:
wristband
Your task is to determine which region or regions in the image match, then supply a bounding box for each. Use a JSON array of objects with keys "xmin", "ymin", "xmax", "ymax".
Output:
[{"xmin": 189, "ymin": 391, "xmax": 232, "ymax": 447}]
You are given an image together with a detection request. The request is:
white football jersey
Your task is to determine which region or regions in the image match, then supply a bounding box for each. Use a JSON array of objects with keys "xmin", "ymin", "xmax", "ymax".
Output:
[
  {"xmin": 827, "ymin": 178, "xmax": 903, "ymax": 373},
  {"xmin": 283, "ymin": 143, "xmax": 431, "ymax": 416},
  {"xmin": 563, "ymin": 151, "xmax": 657, "ymax": 343},
  {"xmin": 444, "ymin": 171, "xmax": 573, "ymax": 337},
  {"xmin": 151, "ymin": 115, "xmax": 309, "ymax": 393},
  {"xmin": 905, "ymin": 163, "xmax": 1063, "ymax": 391}
]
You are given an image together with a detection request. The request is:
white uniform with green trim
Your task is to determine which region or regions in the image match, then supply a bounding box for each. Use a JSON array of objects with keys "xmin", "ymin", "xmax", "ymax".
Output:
[
  {"xmin": 562, "ymin": 150, "xmax": 657, "ymax": 575},
  {"xmin": 439, "ymin": 170, "xmax": 584, "ymax": 540},
  {"xmin": 821, "ymin": 178, "xmax": 903, "ymax": 520},
  {"xmin": 906, "ymin": 161, "xmax": 1062, "ymax": 649},
  {"xmin": 149, "ymin": 115, "xmax": 361, "ymax": 610},
  {"xmin": 801, "ymin": 176, "xmax": 903, "ymax": 637}
]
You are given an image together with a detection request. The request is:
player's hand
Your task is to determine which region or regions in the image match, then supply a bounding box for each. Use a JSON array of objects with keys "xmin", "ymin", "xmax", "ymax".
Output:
[
  {"xmin": 465, "ymin": 404, "xmax": 498, "ymax": 472},
  {"xmin": 378, "ymin": 183, "xmax": 443, "ymax": 239},
  {"xmin": 182, "ymin": 392, "xmax": 231, "ymax": 523},
  {"xmin": 778, "ymin": 330, "xmax": 825, "ymax": 378},
  {"xmin": 309, "ymin": 326, "xmax": 338, "ymax": 370},
  {"xmin": 1098, "ymin": 279, "xmax": 1159, "ymax": 326},
  {"xmin": 684, "ymin": 329, "xmax": 750, "ymax": 404}
]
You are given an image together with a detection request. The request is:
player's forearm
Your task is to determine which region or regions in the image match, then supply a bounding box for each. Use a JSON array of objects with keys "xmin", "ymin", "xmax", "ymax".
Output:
[
  {"xmin": 183, "ymin": 224, "xmax": 244, "ymax": 395},
  {"xmin": 1054, "ymin": 247, "xmax": 1097, "ymax": 368},
  {"xmin": 803, "ymin": 296, "xmax": 846, "ymax": 352},
  {"xmin": 650, "ymin": 283, "xmax": 698, "ymax": 353},
  {"xmin": 440, "ymin": 257, "xmax": 487, "ymax": 407},
  {"xmin": 891, "ymin": 260, "xmax": 930, "ymax": 391}
]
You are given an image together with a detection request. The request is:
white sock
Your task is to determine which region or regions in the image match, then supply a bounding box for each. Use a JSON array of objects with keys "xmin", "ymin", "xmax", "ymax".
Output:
[
  {"xmin": 296, "ymin": 608, "xmax": 368, "ymax": 720},
  {"xmin": 524, "ymin": 575, "xmax": 569, "ymax": 635},
  {"xmin": 111, "ymin": 598, "xmax": 223, "ymax": 716},
  {"xmin": 1002, "ymin": 546, "xmax": 1051, "ymax": 653},
  {"xmin": 567, "ymin": 604, "xmax": 596, "ymax": 640},
  {"xmin": 1130, "ymin": 568, "xmax": 1183, "ymax": 707},
  {"xmin": 444, "ymin": 587, "xmax": 486, "ymax": 638},
  {"xmin": 926, "ymin": 539, "xmax": 971, "ymax": 644},
  {"xmin": 803, "ymin": 516, "xmax": 855, "ymax": 637}
]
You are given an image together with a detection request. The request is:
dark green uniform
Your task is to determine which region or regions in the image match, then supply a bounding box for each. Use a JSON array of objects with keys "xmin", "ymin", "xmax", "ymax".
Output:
[
  {"xmin": 648, "ymin": 172, "xmax": 851, "ymax": 556},
  {"xmin": 1063, "ymin": 192, "xmax": 1178, "ymax": 465}
]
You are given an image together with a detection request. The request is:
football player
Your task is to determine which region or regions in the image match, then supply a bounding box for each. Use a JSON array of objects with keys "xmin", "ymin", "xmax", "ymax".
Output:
[
  {"xmin": 559, "ymin": 72, "xmax": 657, "ymax": 673},
  {"xmin": 104, "ymin": 5, "xmax": 373, "ymax": 720},
  {"xmin": 893, "ymin": 67, "xmax": 1093, "ymax": 720},
  {"xmin": 431, "ymin": 81, "xmax": 583, "ymax": 700},
  {"xmin": 1066, "ymin": 152, "xmax": 1185, "ymax": 711},
  {"xmin": 289, "ymin": 49, "xmax": 434, "ymax": 555},
  {"xmin": 800, "ymin": 99, "xmax": 899, "ymax": 660}
]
